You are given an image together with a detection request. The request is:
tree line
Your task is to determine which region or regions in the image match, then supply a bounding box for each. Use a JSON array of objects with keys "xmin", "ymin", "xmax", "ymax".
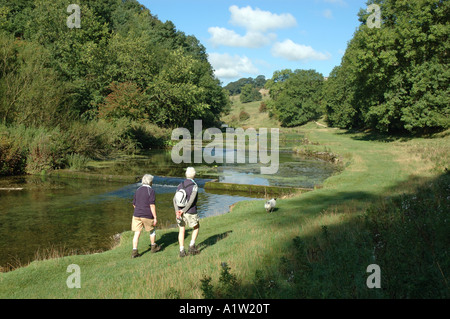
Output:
[
  {"xmin": 0, "ymin": 0, "xmax": 229, "ymax": 128},
  {"xmin": 0, "ymin": 0, "xmax": 230, "ymax": 175},
  {"xmin": 265, "ymin": 0, "xmax": 449, "ymax": 133},
  {"xmin": 224, "ymin": 75, "xmax": 267, "ymax": 96}
]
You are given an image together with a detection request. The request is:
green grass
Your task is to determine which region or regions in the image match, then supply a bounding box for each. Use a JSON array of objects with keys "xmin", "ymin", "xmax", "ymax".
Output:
[
  {"xmin": 1, "ymin": 108, "xmax": 449, "ymax": 298},
  {"xmin": 222, "ymin": 94, "xmax": 280, "ymax": 129}
]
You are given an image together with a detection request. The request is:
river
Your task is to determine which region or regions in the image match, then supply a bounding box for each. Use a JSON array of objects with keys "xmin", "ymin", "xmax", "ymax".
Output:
[{"xmin": 0, "ymin": 149, "xmax": 337, "ymax": 270}]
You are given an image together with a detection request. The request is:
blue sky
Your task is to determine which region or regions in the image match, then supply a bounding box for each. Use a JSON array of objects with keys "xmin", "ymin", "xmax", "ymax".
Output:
[{"xmin": 139, "ymin": 0, "xmax": 368, "ymax": 85}]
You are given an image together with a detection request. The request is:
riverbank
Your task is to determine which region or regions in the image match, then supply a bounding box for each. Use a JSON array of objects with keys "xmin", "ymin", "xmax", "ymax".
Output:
[{"xmin": 1, "ymin": 121, "xmax": 448, "ymax": 298}]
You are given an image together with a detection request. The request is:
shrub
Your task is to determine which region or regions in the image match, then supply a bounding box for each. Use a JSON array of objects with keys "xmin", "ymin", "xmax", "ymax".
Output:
[
  {"xmin": 0, "ymin": 125, "xmax": 68, "ymax": 175},
  {"xmin": 66, "ymin": 153, "xmax": 91, "ymax": 170},
  {"xmin": 259, "ymin": 102, "xmax": 267, "ymax": 113},
  {"xmin": 25, "ymin": 129, "xmax": 68, "ymax": 174},
  {"xmin": 228, "ymin": 115, "xmax": 239, "ymax": 128},
  {"xmin": 0, "ymin": 135, "xmax": 27, "ymax": 176},
  {"xmin": 67, "ymin": 119, "xmax": 138, "ymax": 159},
  {"xmin": 97, "ymin": 82, "xmax": 148, "ymax": 121},
  {"xmin": 238, "ymin": 111, "xmax": 250, "ymax": 122},
  {"xmin": 0, "ymin": 118, "xmax": 177, "ymax": 176},
  {"xmin": 200, "ymin": 262, "xmax": 243, "ymax": 299},
  {"xmin": 67, "ymin": 121, "xmax": 111, "ymax": 159},
  {"xmin": 128, "ymin": 122, "xmax": 171, "ymax": 150}
]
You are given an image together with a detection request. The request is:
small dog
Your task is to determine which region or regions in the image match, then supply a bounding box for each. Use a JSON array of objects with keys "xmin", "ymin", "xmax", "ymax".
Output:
[{"xmin": 265, "ymin": 198, "xmax": 277, "ymax": 213}]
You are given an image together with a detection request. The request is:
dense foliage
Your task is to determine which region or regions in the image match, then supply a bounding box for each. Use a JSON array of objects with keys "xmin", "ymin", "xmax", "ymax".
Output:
[
  {"xmin": 0, "ymin": 0, "xmax": 229, "ymax": 128},
  {"xmin": 264, "ymin": 0, "xmax": 448, "ymax": 133},
  {"xmin": 265, "ymin": 69, "xmax": 324, "ymax": 127},
  {"xmin": 0, "ymin": 0, "xmax": 230, "ymax": 175},
  {"xmin": 323, "ymin": 0, "xmax": 449, "ymax": 133},
  {"xmin": 239, "ymin": 83, "xmax": 262, "ymax": 103}
]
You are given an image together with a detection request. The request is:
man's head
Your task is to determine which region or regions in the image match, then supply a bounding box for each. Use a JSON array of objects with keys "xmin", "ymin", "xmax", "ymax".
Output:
[
  {"xmin": 142, "ymin": 174, "xmax": 154, "ymax": 186},
  {"xmin": 185, "ymin": 167, "xmax": 196, "ymax": 179}
]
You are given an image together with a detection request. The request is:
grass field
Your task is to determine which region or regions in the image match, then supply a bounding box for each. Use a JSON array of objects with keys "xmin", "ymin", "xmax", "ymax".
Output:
[
  {"xmin": 1, "ymin": 98, "xmax": 448, "ymax": 299},
  {"xmin": 222, "ymin": 94, "xmax": 280, "ymax": 130}
]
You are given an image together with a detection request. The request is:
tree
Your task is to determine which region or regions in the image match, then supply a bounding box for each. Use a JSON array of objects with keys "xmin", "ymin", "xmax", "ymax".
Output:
[
  {"xmin": 324, "ymin": 0, "xmax": 449, "ymax": 133},
  {"xmin": 267, "ymin": 69, "xmax": 324, "ymax": 127},
  {"xmin": 239, "ymin": 83, "xmax": 262, "ymax": 103},
  {"xmin": 0, "ymin": 33, "xmax": 68, "ymax": 127},
  {"xmin": 323, "ymin": 65, "xmax": 359, "ymax": 129},
  {"xmin": 254, "ymin": 75, "xmax": 267, "ymax": 88},
  {"xmin": 147, "ymin": 49, "xmax": 217, "ymax": 128},
  {"xmin": 224, "ymin": 75, "xmax": 266, "ymax": 95},
  {"xmin": 98, "ymin": 82, "xmax": 148, "ymax": 121},
  {"xmin": 224, "ymin": 77, "xmax": 254, "ymax": 95}
]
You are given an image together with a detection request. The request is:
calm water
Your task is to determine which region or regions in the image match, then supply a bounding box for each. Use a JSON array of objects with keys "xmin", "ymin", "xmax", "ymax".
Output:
[
  {"xmin": 88, "ymin": 149, "xmax": 337, "ymax": 188},
  {"xmin": 0, "ymin": 150, "xmax": 337, "ymax": 269}
]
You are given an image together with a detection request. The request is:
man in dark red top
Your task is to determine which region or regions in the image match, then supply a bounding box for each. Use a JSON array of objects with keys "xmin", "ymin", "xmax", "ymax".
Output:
[{"xmin": 131, "ymin": 174, "xmax": 161, "ymax": 258}]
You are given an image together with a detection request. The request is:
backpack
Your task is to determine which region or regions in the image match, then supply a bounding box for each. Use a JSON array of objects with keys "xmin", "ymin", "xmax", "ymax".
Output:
[{"xmin": 174, "ymin": 180, "xmax": 195, "ymax": 208}]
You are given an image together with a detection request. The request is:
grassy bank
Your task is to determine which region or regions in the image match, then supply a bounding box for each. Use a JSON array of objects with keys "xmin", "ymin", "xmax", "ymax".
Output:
[{"xmin": 1, "ymin": 119, "xmax": 448, "ymax": 298}]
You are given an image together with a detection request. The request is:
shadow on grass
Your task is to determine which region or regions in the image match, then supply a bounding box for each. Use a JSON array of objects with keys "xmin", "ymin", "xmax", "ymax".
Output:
[
  {"xmin": 268, "ymin": 190, "xmax": 378, "ymax": 231},
  {"xmin": 199, "ymin": 231, "xmax": 233, "ymax": 252},
  {"xmin": 139, "ymin": 229, "xmax": 234, "ymax": 256},
  {"xmin": 335, "ymin": 127, "xmax": 449, "ymax": 142},
  {"xmin": 139, "ymin": 229, "xmax": 192, "ymax": 256},
  {"xmin": 237, "ymin": 172, "xmax": 450, "ymax": 298},
  {"xmin": 336, "ymin": 129, "xmax": 401, "ymax": 142}
]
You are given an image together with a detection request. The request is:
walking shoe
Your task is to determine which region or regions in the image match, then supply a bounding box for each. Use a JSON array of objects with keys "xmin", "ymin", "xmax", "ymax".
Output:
[
  {"xmin": 151, "ymin": 243, "xmax": 161, "ymax": 253},
  {"xmin": 131, "ymin": 249, "xmax": 140, "ymax": 258},
  {"xmin": 188, "ymin": 244, "xmax": 200, "ymax": 255},
  {"xmin": 179, "ymin": 249, "xmax": 187, "ymax": 257}
]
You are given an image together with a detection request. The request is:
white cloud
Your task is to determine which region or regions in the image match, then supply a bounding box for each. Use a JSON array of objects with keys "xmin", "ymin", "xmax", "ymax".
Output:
[
  {"xmin": 208, "ymin": 5, "xmax": 296, "ymax": 49},
  {"xmin": 229, "ymin": 5, "xmax": 297, "ymax": 33},
  {"xmin": 271, "ymin": 39, "xmax": 331, "ymax": 61},
  {"xmin": 323, "ymin": 9, "xmax": 333, "ymax": 19},
  {"xmin": 208, "ymin": 53, "xmax": 259, "ymax": 79},
  {"xmin": 208, "ymin": 27, "xmax": 275, "ymax": 48}
]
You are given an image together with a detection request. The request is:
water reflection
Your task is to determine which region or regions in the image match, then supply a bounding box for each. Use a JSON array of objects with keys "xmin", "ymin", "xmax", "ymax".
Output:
[{"xmin": 88, "ymin": 150, "xmax": 337, "ymax": 188}]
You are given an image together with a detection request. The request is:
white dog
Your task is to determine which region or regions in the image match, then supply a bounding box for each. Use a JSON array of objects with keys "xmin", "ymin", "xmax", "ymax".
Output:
[{"xmin": 264, "ymin": 198, "xmax": 276, "ymax": 213}]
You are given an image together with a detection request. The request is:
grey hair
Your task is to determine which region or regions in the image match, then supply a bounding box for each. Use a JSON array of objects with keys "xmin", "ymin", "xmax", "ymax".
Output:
[
  {"xmin": 142, "ymin": 174, "xmax": 154, "ymax": 185},
  {"xmin": 185, "ymin": 167, "xmax": 196, "ymax": 179}
]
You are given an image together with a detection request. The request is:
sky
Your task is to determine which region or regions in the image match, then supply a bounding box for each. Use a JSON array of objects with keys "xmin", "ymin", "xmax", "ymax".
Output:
[{"xmin": 139, "ymin": 0, "xmax": 368, "ymax": 85}]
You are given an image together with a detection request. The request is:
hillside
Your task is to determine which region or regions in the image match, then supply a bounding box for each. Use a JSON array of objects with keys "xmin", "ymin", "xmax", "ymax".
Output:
[{"xmin": 221, "ymin": 93, "xmax": 279, "ymax": 129}]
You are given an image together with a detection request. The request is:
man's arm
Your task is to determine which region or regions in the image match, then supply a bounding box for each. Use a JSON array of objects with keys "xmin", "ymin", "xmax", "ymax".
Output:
[
  {"xmin": 173, "ymin": 195, "xmax": 179, "ymax": 212},
  {"xmin": 150, "ymin": 204, "xmax": 157, "ymax": 225}
]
